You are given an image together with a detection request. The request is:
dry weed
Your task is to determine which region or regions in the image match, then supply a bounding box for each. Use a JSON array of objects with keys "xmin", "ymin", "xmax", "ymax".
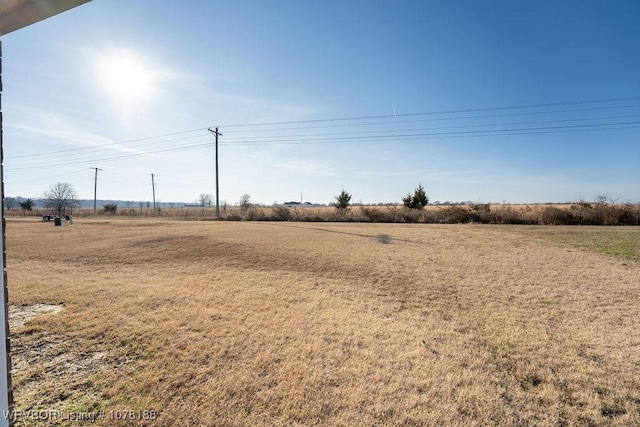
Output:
[{"xmin": 5, "ymin": 218, "xmax": 639, "ymax": 426}]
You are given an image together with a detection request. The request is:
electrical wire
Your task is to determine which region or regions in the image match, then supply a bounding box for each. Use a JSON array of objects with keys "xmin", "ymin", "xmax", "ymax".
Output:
[
  {"xmin": 7, "ymin": 120, "xmax": 639, "ymax": 170},
  {"xmin": 219, "ymin": 95, "xmax": 640, "ymax": 127},
  {"xmin": 6, "ymin": 96, "xmax": 640, "ymax": 160},
  {"xmin": 5, "ymin": 95, "xmax": 640, "ymax": 171}
]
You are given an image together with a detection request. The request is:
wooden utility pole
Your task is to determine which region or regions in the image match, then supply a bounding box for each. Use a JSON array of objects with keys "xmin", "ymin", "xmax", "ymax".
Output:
[
  {"xmin": 151, "ymin": 173, "xmax": 156, "ymax": 211},
  {"xmin": 91, "ymin": 167, "xmax": 102, "ymax": 214},
  {"xmin": 208, "ymin": 127, "xmax": 222, "ymax": 219}
]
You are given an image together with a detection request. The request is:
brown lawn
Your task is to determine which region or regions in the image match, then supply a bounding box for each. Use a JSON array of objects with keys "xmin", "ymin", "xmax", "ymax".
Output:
[{"xmin": 5, "ymin": 218, "xmax": 640, "ymax": 426}]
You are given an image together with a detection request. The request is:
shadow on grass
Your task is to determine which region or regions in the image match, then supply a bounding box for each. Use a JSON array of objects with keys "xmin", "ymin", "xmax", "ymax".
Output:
[{"xmin": 254, "ymin": 222, "xmax": 421, "ymax": 244}]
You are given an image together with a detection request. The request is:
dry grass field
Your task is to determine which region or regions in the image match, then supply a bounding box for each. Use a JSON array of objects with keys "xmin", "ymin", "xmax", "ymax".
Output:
[{"xmin": 5, "ymin": 218, "xmax": 640, "ymax": 426}]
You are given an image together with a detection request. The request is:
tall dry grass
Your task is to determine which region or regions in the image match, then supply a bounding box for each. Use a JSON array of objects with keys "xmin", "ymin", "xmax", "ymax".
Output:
[
  {"xmin": 13, "ymin": 202, "xmax": 638, "ymax": 225},
  {"xmin": 5, "ymin": 218, "xmax": 640, "ymax": 425}
]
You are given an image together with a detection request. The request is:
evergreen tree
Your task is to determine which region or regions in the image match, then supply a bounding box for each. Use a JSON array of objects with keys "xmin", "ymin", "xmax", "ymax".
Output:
[
  {"xmin": 334, "ymin": 189, "xmax": 352, "ymax": 210},
  {"xmin": 403, "ymin": 183, "xmax": 429, "ymax": 209},
  {"xmin": 19, "ymin": 198, "xmax": 35, "ymax": 213}
]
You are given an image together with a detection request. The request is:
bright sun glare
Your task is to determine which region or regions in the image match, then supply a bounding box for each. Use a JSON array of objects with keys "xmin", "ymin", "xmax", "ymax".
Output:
[{"xmin": 98, "ymin": 49, "xmax": 155, "ymax": 103}]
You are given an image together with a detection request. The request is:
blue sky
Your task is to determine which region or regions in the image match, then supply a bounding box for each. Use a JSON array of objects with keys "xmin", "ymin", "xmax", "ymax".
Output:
[{"xmin": 2, "ymin": 0, "xmax": 639, "ymax": 205}]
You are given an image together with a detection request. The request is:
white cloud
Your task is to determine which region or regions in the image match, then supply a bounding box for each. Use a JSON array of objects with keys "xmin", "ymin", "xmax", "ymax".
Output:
[{"xmin": 4, "ymin": 109, "xmax": 145, "ymax": 157}]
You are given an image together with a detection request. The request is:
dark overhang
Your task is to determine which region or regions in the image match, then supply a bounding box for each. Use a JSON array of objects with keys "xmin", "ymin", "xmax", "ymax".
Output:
[{"xmin": 0, "ymin": 0, "xmax": 91, "ymax": 36}]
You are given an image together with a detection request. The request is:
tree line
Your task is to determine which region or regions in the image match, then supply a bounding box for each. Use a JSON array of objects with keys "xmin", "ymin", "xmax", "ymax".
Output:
[
  {"xmin": 6, "ymin": 182, "xmax": 639, "ymax": 226},
  {"xmin": 5, "ymin": 182, "xmax": 78, "ymax": 215}
]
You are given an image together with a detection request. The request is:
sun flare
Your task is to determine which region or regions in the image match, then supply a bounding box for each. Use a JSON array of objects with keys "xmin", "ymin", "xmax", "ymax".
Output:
[{"xmin": 97, "ymin": 49, "xmax": 156, "ymax": 103}]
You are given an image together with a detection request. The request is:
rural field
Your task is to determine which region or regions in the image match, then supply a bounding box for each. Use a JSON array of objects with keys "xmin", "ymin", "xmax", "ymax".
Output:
[{"xmin": 5, "ymin": 217, "xmax": 640, "ymax": 426}]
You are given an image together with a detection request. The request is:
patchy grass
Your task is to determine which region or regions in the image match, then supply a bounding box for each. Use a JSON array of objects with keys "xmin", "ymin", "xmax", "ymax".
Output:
[
  {"xmin": 540, "ymin": 297, "xmax": 557, "ymax": 306},
  {"xmin": 508, "ymin": 226, "xmax": 640, "ymax": 261},
  {"xmin": 5, "ymin": 218, "xmax": 640, "ymax": 426}
]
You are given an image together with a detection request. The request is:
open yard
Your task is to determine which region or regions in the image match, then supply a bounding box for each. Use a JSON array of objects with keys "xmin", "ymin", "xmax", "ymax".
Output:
[{"xmin": 5, "ymin": 218, "xmax": 640, "ymax": 426}]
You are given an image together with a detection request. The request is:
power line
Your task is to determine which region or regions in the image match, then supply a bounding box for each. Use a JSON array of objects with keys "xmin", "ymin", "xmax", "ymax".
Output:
[
  {"xmin": 217, "ymin": 114, "xmax": 640, "ymax": 143},
  {"xmin": 4, "ymin": 96, "xmax": 640, "ymax": 171},
  {"xmin": 5, "ymin": 102, "xmax": 635, "ymax": 162},
  {"xmin": 5, "ymin": 119, "xmax": 638, "ymax": 171},
  {"xmin": 219, "ymin": 95, "xmax": 640, "ymax": 128},
  {"xmin": 8, "ymin": 113, "xmax": 640, "ymax": 162},
  {"xmin": 6, "ymin": 96, "xmax": 640, "ymax": 161},
  {"xmin": 7, "ymin": 119, "xmax": 640, "ymax": 169},
  {"xmin": 219, "ymin": 120, "xmax": 640, "ymax": 145},
  {"xmin": 7, "ymin": 140, "xmax": 216, "ymax": 171},
  {"xmin": 8, "ymin": 128, "xmax": 208, "ymax": 159},
  {"xmin": 218, "ymin": 104, "xmax": 640, "ymax": 134}
]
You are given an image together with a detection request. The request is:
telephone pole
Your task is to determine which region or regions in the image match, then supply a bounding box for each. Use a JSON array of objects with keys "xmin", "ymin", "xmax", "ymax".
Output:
[
  {"xmin": 91, "ymin": 167, "xmax": 102, "ymax": 214},
  {"xmin": 208, "ymin": 127, "xmax": 222, "ymax": 219},
  {"xmin": 151, "ymin": 173, "xmax": 157, "ymax": 211}
]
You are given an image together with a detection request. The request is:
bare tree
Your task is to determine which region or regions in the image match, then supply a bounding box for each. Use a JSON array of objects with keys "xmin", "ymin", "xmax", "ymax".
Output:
[
  {"xmin": 595, "ymin": 193, "xmax": 610, "ymax": 206},
  {"xmin": 198, "ymin": 193, "xmax": 213, "ymax": 207},
  {"xmin": 239, "ymin": 194, "xmax": 252, "ymax": 211},
  {"xmin": 4, "ymin": 197, "xmax": 17, "ymax": 210},
  {"xmin": 595, "ymin": 193, "xmax": 618, "ymax": 206},
  {"xmin": 43, "ymin": 182, "xmax": 77, "ymax": 215}
]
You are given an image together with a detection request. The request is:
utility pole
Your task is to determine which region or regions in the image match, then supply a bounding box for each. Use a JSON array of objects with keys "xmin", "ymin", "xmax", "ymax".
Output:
[
  {"xmin": 151, "ymin": 173, "xmax": 157, "ymax": 212},
  {"xmin": 91, "ymin": 167, "xmax": 102, "ymax": 214},
  {"xmin": 208, "ymin": 127, "xmax": 222, "ymax": 219}
]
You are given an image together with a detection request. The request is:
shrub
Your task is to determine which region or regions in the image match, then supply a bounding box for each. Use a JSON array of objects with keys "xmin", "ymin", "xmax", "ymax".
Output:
[
  {"xmin": 539, "ymin": 207, "xmax": 577, "ymax": 225},
  {"xmin": 619, "ymin": 203, "xmax": 640, "ymax": 226},
  {"xmin": 570, "ymin": 203, "xmax": 600, "ymax": 225},
  {"xmin": 271, "ymin": 206, "xmax": 292, "ymax": 221},
  {"xmin": 598, "ymin": 205, "xmax": 618, "ymax": 225},
  {"xmin": 245, "ymin": 206, "xmax": 265, "ymax": 221},
  {"xmin": 19, "ymin": 198, "xmax": 36, "ymax": 214},
  {"xmin": 103, "ymin": 203, "xmax": 118, "ymax": 215},
  {"xmin": 437, "ymin": 206, "xmax": 473, "ymax": 224},
  {"xmin": 396, "ymin": 207, "xmax": 428, "ymax": 223},
  {"xmin": 490, "ymin": 205, "xmax": 529, "ymax": 224},
  {"xmin": 359, "ymin": 206, "xmax": 392, "ymax": 222},
  {"xmin": 381, "ymin": 206, "xmax": 425, "ymax": 223},
  {"xmin": 384, "ymin": 206, "xmax": 405, "ymax": 222},
  {"xmin": 468, "ymin": 203, "xmax": 491, "ymax": 223},
  {"xmin": 469, "ymin": 203, "xmax": 490, "ymax": 213}
]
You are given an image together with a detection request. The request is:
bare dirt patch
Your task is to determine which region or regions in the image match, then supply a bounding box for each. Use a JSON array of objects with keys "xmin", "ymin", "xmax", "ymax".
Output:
[
  {"xmin": 10, "ymin": 332, "xmax": 109, "ymax": 407},
  {"xmin": 8, "ymin": 304, "xmax": 112, "ymax": 419},
  {"xmin": 8, "ymin": 304, "xmax": 63, "ymax": 329}
]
